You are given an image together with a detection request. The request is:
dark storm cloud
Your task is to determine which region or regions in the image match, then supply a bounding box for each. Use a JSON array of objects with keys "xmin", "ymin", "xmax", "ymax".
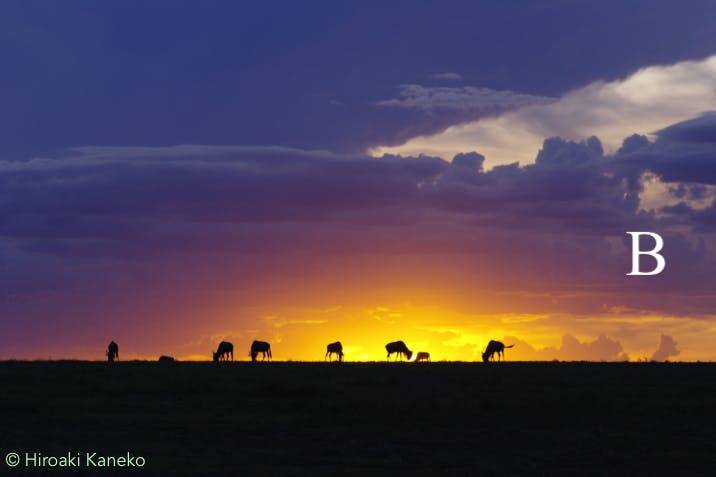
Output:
[
  {"xmin": 424, "ymin": 136, "xmax": 650, "ymax": 237},
  {"xmin": 610, "ymin": 113, "xmax": 716, "ymax": 232},
  {"xmin": 0, "ymin": 136, "xmax": 638, "ymax": 258},
  {"xmin": 655, "ymin": 112, "xmax": 716, "ymax": 144},
  {"xmin": 614, "ymin": 112, "xmax": 716, "ymax": 185},
  {"xmin": 3, "ymin": 115, "xmax": 714, "ymax": 254},
  {"xmin": 4, "ymin": 113, "xmax": 716, "ymax": 315}
]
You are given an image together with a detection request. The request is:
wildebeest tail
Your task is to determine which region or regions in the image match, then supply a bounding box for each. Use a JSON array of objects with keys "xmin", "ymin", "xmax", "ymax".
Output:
[{"xmin": 505, "ymin": 344, "xmax": 515, "ymax": 348}]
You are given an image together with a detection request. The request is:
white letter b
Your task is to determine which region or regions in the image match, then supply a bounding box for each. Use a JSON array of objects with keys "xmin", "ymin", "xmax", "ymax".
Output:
[{"xmin": 626, "ymin": 232, "xmax": 665, "ymax": 276}]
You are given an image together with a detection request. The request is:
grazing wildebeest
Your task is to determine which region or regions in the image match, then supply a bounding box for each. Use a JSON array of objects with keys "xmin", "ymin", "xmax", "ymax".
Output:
[
  {"xmin": 415, "ymin": 351, "xmax": 431, "ymax": 362},
  {"xmin": 250, "ymin": 340, "xmax": 272, "ymax": 362},
  {"xmin": 158, "ymin": 355, "xmax": 175, "ymax": 363},
  {"xmin": 213, "ymin": 341, "xmax": 234, "ymax": 362},
  {"xmin": 325, "ymin": 341, "xmax": 344, "ymax": 362},
  {"xmin": 107, "ymin": 341, "xmax": 119, "ymax": 362},
  {"xmin": 482, "ymin": 340, "xmax": 514, "ymax": 362},
  {"xmin": 386, "ymin": 341, "xmax": 412, "ymax": 361}
]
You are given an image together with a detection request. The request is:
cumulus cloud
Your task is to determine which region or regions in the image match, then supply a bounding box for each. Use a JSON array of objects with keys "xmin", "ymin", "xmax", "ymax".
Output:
[
  {"xmin": 377, "ymin": 84, "xmax": 553, "ymax": 114},
  {"xmin": 650, "ymin": 334, "xmax": 680, "ymax": 361},
  {"xmin": 375, "ymin": 55, "xmax": 716, "ymax": 167},
  {"xmin": 504, "ymin": 334, "xmax": 629, "ymax": 361}
]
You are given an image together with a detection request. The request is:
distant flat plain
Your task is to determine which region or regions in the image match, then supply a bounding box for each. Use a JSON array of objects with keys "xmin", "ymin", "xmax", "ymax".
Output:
[{"xmin": 1, "ymin": 361, "xmax": 715, "ymax": 476}]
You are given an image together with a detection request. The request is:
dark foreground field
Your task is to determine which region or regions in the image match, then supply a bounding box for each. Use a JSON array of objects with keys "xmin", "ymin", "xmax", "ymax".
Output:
[{"xmin": 1, "ymin": 361, "xmax": 715, "ymax": 476}]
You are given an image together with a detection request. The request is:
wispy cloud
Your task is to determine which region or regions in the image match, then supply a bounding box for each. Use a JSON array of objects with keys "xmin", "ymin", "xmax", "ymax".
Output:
[
  {"xmin": 431, "ymin": 72, "xmax": 463, "ymax": 81},
  {"xmin": 377, "ymin": 84, "xmax": 553, "ymax": 114}
]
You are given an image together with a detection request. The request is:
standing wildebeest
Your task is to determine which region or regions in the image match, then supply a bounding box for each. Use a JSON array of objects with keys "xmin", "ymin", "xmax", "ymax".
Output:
[
  {"xmin": 415, "ymin": 351, "xmax": 431, "ymax": 362},
  {"xmin": 250, "ymin": 340, "xmax": 272, "ymax": 362},
  {"xmin": 325, "ymin": 341, "xmax": 344, "ymax": 362},
  {"xmin": 107, "ymin": 341, "xmax": 119, "ymax": 362},
  {"xmin": 386, "ymin": 341, "xmax": 412, "ymax": 361},
  {"xmin": 213, "ymin": 341, "xmax": 234, "ymax": 362},
  {"xmin": 482, "ymin": 340, "xmax": 514, "ymax": 362}
]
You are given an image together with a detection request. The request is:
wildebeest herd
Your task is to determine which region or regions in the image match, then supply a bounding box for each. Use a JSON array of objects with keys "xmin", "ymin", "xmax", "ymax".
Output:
[{"xmin": 105, "ymin": 339, "xmax": 514, "ymax": 363}]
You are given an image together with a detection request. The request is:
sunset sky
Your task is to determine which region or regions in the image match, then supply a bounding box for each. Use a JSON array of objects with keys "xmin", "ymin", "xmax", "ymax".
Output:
[{"xmin": 3, "ymin": 1, "xmax": 716, "ymax": 361}]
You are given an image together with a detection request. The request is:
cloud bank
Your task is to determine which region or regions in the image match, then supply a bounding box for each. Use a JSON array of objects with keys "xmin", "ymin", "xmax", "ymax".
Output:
[
  {"xmin": 504, "ymin": 334, "xmax": 629, "ymax": 361},
  {"xmin": 3, "ymin": 113, "xmax": 716, "ymax": 359}
]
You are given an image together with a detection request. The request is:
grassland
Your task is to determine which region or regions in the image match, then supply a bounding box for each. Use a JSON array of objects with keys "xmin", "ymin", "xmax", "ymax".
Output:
[{"xmin": 1, "ymin": 361, "xmax": 715, "ymax": 476}]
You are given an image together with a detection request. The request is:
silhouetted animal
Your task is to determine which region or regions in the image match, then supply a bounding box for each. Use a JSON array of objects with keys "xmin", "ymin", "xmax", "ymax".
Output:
[
  {"xmin": 213, "ymin": 341, "xmax": 234, "ymax": 362},
  {"xmin": 386, "ymin": 341, "xmax": 412, "ymax": 361},
  {"xmin": 482, "ymin": 340, "xmax": 514, "ymax": 362},
  {"xmin": 158, "ymin": 355, "xmax": 175, "ymax": 363},
  {"xmin": 325, "ymin": 341, "xmax": 344, "ymax": 362},
  {"xmin": 250, "ymin": 340, "xmax": 272, "ymax": 362},
  {"xmin": 107, "ymin": 341, "xmax": 119, "ymax": 362},
  {"xmin": 415, "ymin": 351, "xmax": 430, "ymax": 362}
]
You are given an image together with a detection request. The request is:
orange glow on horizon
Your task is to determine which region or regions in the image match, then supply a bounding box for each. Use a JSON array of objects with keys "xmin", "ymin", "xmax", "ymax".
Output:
[{"xmin": 4, "ymin": 278, "xmax": 713, "ymax": 362}]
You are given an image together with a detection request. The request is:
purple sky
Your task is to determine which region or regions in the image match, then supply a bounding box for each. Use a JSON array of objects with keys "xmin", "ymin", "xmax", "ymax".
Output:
[{"xmin": 2, "ymin": 2, "xmax": 716, "ymax": 361}]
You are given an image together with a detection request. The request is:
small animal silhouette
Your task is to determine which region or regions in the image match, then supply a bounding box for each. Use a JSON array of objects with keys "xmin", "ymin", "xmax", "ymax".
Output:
[
  {"xmin": 325, "ymin": 341, "xmax": 344, "ymax": 362},
  {"xmin": 386, "ymin": 341, "xmax": 412, "ymax": 361},
  {"xmin": 213, "ymin": 341, "xmax": 234, "ymax": 362},
  {"xmin": 107, "ymin": 341, "xmax": 119, "ymax": 362},
  {"xmin": 250, "ymin": 340, "xmax": 272, "ymax": 362},
  {"xmin": 158, "ymin": 355, "xmax": 176, "ymax": 363},
  {"xmin": 415, "ymin": 351, "xmax": 430, "ymax": 362},
  {"xmin": 482, "ymin": 340, "xmax": 514, "ymax": 362}
]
